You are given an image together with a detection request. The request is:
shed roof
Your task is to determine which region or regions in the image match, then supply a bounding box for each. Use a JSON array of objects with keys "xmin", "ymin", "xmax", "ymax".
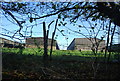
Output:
[
  {"xmin": 74, "ymin": 38, "xmax": 105, "ymax": 45},
  {"xmin": 26, "ymin": 37, "xmax": 56, "ymax": 41}
]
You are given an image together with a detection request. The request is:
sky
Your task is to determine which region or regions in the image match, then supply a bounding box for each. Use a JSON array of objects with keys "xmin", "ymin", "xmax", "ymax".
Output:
[
  {"xmin": 1, "ymin": 0, "xmax": 119, "ymax": 2},
  {"xmin": 0, "ymin": 2, "xmax": 119, "ymax": 50}
]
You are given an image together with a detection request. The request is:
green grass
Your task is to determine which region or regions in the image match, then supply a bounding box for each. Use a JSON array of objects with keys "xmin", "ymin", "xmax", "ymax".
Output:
[
  {"xmin": 2, "ymin": 47, "xmax": 119, "ymax": 61},
  {"xmin": 2, "ymin": 49, "xmax": 120, "ymax": 79},
  {"xmin": 2, "ymin": 47, "xmax": 99, "ymax": 56},
  {"xmin": 2, "ymin": 47, "xmax": 44, "ymax": 56},
  {"xmin": 2, "ymin": 47, "xmax": 120, "ymax": 79}
]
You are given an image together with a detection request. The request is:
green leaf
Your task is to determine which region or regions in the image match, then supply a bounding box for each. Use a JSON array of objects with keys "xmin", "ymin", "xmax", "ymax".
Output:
[
  {"xmin": 63, "ymin": 23, "xmax": 67, "ymax": 26},
  {"xmin": 91, "ymin": 27, "xmax": 94, "ymax": 29},
  {"xmin": 61, "ymin": 30, "xmax": 64, "ymax": 32},
  {"xmin": 95, "ymin": 23, "xmax": 97, "ymax": 26},
  {"xmin": 58, "ymin": 24, "xmax": 61, "ymax": 26},
  {"xmin": 18, "ymin": 3, "xmax": 23, "ymax": 8},
  {"xmin": 64, "ymin": 15, "xmax": 67, "ymax": 18},
  {"xmin": 58, "ymin": 14, "xmax": 61, "ymax": 19},
  {"xmin": 74, "ymin": 9, "xmax": 78, "ymax": 13},
  {"xmin": 36, "ymin": 4, "xmax": 40, "ymax": 6},
  {"xmin": 41, "ymin": 2, "xmax": 45, "ymax": 5},
  {"xmin": 30, "ymin": 18, "xmax": 33, "ymax": 23},
  {"xmin": 62, "ymin": 18, "xmax": 65, "ymax": 21},
  {"xmin": 78, "ymin": 25, "xmax": 82, "ymax": 27},
  {"xmin": 52, "ymin": 5, "xmax": 56, "ymax": 9},
  {"xmin": 75, "ymin": 5, "xmax": 79, "ymax": 9},
  {"xmin": 92, "ymin": 18, "xmax": 96, "ymax": 21}
]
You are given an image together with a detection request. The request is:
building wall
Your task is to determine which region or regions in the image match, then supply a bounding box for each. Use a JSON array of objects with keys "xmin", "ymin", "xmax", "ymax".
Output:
[
  {"xmin": 0, "ymin": 38, "xmax": 14, "ymax": 44},
  {"xmin": 75, "ymin": 38, "xmax": 105, "ymax": 50},
  {"xmin": 108, "ymin": 44, "xmax": 120, "ymax": 52},
  {"xmin": 75, "ymin": 38, "xmax": 91, "ymax": 50},
  {"xmin": 56, "ymin": 43, "xmax": 60, "ymax": 50},
  {"xmin": 67, "ymin": 39, "xmax": 75, "ymax": 50},
  {"xmin": 67, "ymin": 38, "xmax": 105, "ymax": 50},
  {"xmin": 25, "ymin": 37, "xmax": 57, "ymax": 50},
  {"xmin": 0, "ymin": 37, "xmax": 20, "ymax": 47},
  {"xmin": 75, "ymin": 44, "xmax": 91, "ymax": 50},
  {"xmin": 98, "ymin": 40, "xmax": 105, "ymax": 50},
  {"xmin": 26, "ymin": 45, "xmax": 56, "ymax": 50}
]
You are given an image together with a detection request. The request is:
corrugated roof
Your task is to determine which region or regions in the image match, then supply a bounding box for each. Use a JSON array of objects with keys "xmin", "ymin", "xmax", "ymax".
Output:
[
  {"xmin": 74, "ymin": 38, "xmax": 105, "ymax": 45},
  {"xmin": 26, "ymin": 37, "xmax": 56, "ymax": 41}
]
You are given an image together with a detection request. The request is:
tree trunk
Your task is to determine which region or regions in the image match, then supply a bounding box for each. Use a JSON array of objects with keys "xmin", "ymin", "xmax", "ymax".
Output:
[
  {"xmin": 50, "ymin": 19, "xmax": 58, "ymax": 60},
  {"xmin": 43, "ymin": 22, "xmax": 48, "ymax": 61},
  {"xmin": 104, "ymin": 20, "xmax": 111, "ymax": 62},
  {"xmin": 107, "ymin": 25, "xmax": 116, "ymax": 62}
]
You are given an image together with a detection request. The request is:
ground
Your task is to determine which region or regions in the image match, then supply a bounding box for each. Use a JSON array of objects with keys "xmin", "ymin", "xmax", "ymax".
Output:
[{"xmin": 2, "ymin": 51, "xmax": 120, "ymax": 80}]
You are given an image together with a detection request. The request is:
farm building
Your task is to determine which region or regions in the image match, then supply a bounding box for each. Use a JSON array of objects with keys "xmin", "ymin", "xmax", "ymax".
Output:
[
  {"xmin": 67, "ymin": 38, "xmax": 105, "ymax": 51},
  {"xmin": 108, "ymin": 44, "xmax": 120, "ymax": 52},
  {"xmin": 0, "ymin": 37, "xmax": 20, "ymax": 47},
  {"xmin": 25, "ymin": 37, "xmax": 59, "ymax": 50}
]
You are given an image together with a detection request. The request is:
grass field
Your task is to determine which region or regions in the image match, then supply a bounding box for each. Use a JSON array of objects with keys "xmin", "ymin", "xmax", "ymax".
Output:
[
  {"xmin": 2, "ymin": 47, "xmax": 120, "ymax": 80},
  {"xmin": 2, "ymin": 47, "xmax": 117, "ymax": 61}
]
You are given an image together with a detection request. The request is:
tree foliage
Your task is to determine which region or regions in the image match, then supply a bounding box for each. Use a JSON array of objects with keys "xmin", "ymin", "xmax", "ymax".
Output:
[{"xmin": 1, "ymin": 2, "xmax": 120, "ymax": 26}]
